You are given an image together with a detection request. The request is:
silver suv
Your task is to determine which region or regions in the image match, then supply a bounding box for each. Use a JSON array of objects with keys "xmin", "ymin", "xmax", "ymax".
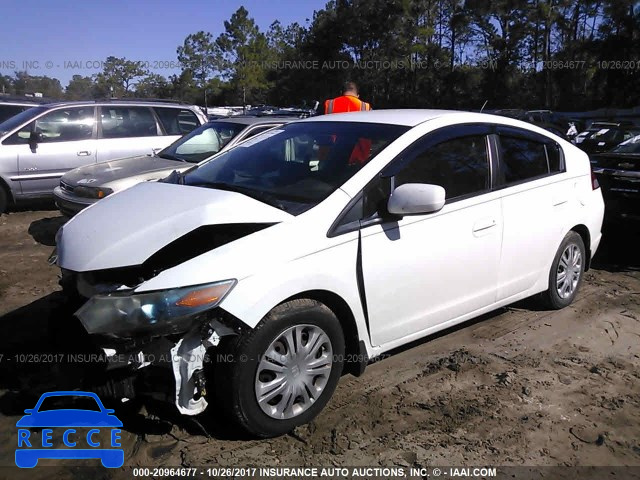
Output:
[{"xmin": 0, "ymin": 100, "xmax": 207, "ymax": 213}]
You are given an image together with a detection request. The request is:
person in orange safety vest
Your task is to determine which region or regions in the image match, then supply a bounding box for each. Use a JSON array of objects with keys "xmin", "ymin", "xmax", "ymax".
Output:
[
  {"xmin": 324, "ymin": 81, "xmax": 371, "ymax": 114},
  {"xmin": 323, "ymin": 82, "xmax": 372, "ymax": 165}
]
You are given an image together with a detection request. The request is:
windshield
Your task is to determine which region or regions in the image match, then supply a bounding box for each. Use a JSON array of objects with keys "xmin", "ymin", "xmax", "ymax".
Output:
[
  {"xmin": 158, "ymin": 121, "xmax": 246, "ymax": 163},
  {"xmin": 183, "ymin": 121, "xmax": 409, "ymax": 215},
  {"xmin": 612, "ymin": 134, "xmax": 640, "ymax": 154},
  {"xmin": 0, "ymin": 106, "xmax": 48, "ymax": 136}
]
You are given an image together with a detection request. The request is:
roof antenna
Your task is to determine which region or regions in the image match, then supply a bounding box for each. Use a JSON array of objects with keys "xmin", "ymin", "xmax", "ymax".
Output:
[{"xmin": 480, "ymin": 100, "xmax": 488, "ymax": 113}]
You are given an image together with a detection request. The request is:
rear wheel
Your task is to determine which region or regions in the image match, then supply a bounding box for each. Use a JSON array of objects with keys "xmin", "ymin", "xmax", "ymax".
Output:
[
  {"xmin": 540, "ymin": 231, "xmax": 585, "ymax": 309},
  {"xmin": 214, "ymin": 299, "xmax": 344, "ymax": 437}
]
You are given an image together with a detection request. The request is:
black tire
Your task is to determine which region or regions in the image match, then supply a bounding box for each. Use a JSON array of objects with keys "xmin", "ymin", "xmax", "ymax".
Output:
[
  {"xmin": 214, "ymin": 298, "xmax": 345, "ymax": 437},
  {"xmin": 0, "ymin": 185, "xmax": 8, "ymax": 215},
  {"xmin": 540, "ymin": 231, "xmax": 586, "ymax": 309}
]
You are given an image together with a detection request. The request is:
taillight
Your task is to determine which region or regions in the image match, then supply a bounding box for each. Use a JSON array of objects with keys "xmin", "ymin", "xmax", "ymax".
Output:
[{"xmin": 591, "ymin": 170, "xmax": 600, "ymax": 190}]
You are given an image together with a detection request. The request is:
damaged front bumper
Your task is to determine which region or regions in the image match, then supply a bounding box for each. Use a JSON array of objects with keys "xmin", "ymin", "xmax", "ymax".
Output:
[
  {"xmin": 96, "ymin": 316, "xmax": 238, "ymax": 415},
  {"xmin": 71, "ymin": 279, "xmax": 242, "ymax": 416}
]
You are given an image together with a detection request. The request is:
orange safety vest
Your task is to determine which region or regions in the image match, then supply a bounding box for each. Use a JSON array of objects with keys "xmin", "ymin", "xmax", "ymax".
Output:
[{"xmin": 324, "ymin": 95, "xmax": 371, "ymax": 114}]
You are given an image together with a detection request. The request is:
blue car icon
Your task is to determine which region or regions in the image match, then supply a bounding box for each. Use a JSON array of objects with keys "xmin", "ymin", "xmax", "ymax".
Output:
[{"xmin": 16, "ymin": 391, "xmax": 124, "ymax": 468}]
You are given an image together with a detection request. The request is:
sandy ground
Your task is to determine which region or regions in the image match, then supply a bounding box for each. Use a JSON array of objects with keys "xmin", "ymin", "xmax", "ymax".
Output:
[{"xmin": 0, "ymin": 207, "xmax": 638, "ymax": 478}]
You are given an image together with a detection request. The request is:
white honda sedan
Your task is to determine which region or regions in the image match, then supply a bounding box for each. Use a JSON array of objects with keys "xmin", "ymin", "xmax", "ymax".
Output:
[{"xmin": 56, "ymin": 110, "xmax": 604, "ymax": 437}]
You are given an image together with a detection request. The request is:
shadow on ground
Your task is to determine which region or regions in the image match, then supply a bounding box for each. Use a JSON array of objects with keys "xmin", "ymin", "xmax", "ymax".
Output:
[
  {"xmin": 0, "ymin": 290, "xmax": 244, "ymax": 440},
  {"xmin": 9, "ymin": 199, "xmax": 57, "ymax": 213},
  {"xmin": 592, "ymin": 220, "xmax": 640, "ymax": 272},
  {"xmin": 28, "ymin": 216, "xmax": 68, "ymax": 246}
]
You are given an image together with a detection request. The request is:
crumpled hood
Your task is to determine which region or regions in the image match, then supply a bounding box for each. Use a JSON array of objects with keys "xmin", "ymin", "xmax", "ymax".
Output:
[
  {"xmin": 61, "ymin": 155, "xmax": 184, "ymax": 186},
  {"xmin": 58, "ymin": 182, "xmax": 292, "ymax": 272}
]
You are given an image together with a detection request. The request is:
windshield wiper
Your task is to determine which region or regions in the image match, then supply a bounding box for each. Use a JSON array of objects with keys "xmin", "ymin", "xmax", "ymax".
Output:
[
  {"xmin": 161, "ymin": 170, "xmax": 185, "ymax": 185},
  {"xmin": 196, "ymin": 182, "xmax": 287, "ymax": 211},
  {"xmin": 157, "ymin": 152, "xmax": 185, "ymax": 162}
]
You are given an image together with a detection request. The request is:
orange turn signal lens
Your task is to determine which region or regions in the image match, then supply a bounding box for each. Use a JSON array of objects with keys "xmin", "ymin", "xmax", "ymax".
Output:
[{"xmin": 175, "ymin": 285, "xmax": 227, "ymax": 307}]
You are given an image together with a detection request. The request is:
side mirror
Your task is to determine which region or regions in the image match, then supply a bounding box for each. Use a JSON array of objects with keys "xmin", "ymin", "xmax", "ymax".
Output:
[
  {"xmin": 28, "ymin": 131, "xmax": 42, "ymax": 150},
  {"xmin": 387, "ymin": 183, "xmax": 446, "ymax": 216},
  {"xmin": 23, "ymin": 409, "xmax": 33, "ymax": 415}
]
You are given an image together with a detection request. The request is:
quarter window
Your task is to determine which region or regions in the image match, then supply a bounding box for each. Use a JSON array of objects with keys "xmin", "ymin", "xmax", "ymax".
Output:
[
  {"xmin": 100, "ymin": 107, "xmax": 158, "ymax": 138},
  {"xmin": 395, "ymin": 135, "xmax": 490, "ymax": 200}
]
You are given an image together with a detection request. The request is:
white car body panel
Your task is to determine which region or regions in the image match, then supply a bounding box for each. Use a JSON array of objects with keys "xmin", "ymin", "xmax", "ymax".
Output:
[
  {"xmin": 361, "ymin": 192, "xmax": 503, "ymax": 346},
  {"xmin": 58, "ymin": 109, "xmax": 605, "ymax": 364},
  {"xmin": 58, "ymin": 182, "xmax": 292, "ymax": 272}
]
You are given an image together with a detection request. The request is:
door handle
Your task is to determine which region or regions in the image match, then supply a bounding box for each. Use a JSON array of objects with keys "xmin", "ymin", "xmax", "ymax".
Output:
[
  {"xmin": 472, "ymin": 218, "xmax": 497, "ymax": 236},
  {"xmin": 77, "ymin": 151, "xmax": 92, "ymax": 156},
  {"xmin": 552, "ymin": 196, "xmax": 568, "ymax": 206}
]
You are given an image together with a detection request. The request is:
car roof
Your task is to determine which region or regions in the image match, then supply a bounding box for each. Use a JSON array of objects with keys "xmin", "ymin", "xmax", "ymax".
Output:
[
  {"xmin": 40, "ymin": 100, "xmax": 198, "ymax": 109},
  {"xmin": 300, "ymin": 109, "xmax": 462, "ymax": 127},
  {"xmin": 208, "ymin": 116, "xmax": 295, "ymax": 126},
  {"xmin": 0, "ymin": 100, "xmax": 45, "ymax": 106}
]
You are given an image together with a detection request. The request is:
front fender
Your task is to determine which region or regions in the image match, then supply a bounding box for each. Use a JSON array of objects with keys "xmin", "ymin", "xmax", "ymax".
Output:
[{"xmin": 219, "ymin": 231, "xmax": 371, "ymax": 352}]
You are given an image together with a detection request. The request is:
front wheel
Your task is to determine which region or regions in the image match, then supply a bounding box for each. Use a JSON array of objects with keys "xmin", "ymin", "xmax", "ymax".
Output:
[
  {"xmin": 214, "ymin": 299, "xmax": 345, "ymax": 437},
  {"xmin": 540, "ymin": 231, "xmax": 586, "ymax": 309}
]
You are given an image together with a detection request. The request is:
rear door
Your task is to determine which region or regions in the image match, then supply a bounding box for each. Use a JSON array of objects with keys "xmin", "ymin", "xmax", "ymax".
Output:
[
  {"xmin": 494, "ymin": 127, "xmax": 568, "ymax": 300},
  {"xmin": 6, "ymin": 106, "xmax": 97, "ymax": 196},
  {"xmin": 95, "ymin": 106, "xmax": 168, "ymax": 163}
]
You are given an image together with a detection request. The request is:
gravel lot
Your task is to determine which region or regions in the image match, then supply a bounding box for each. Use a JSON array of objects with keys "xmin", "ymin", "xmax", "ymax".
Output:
[{"xmin": 0, "ymin": 208, "xmax": 638, "ymax": 477}]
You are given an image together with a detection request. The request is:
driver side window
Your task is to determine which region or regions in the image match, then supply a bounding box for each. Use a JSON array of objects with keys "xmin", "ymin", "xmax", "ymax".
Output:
[
  {"xmin": 395, "ymin": 135, "xmax": 490, "ymax": 200},
  {"xmin": 360, "ymin": 134, "xmax": 490, "ymax": 221}
]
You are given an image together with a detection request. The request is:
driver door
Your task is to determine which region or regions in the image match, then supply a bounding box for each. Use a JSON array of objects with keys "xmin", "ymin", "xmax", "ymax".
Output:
[
  {"xmin": 360, "ymin": 127, "xmax": 503, "ymax": 346},
  {"xmin": 11, "ymin": 106, "xmax": 97, "ymax": 196}
]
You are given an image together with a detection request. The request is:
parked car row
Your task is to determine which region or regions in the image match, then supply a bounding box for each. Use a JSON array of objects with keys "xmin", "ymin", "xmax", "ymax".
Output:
[
  {"xmin": 53, "ymin": 115, "xmax": 295, "ymax": 216},
  {"xmin": 590, "ymin": 133, "xmax": 640, "ymax": 222},
  {"xmin": 0, "ymin": 99, "xmax": 207, "ymax": 213}
]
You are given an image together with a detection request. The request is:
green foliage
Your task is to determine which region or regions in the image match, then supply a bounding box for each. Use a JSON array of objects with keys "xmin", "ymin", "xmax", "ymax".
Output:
[
  {"xmin": 94, "ymin": 56, "xmax": 148, "ymax": 98},
  {"xmin": 11, "ymin": 71, "xmax": 63, "ymax": 98},
  {"xmin": 65, "ymin": 75, "xmax": 95, "ymax": 100},
  {"xmin": 134, "ymin": 73, "xmax": 171, "ymax": 99},
  {"xmin": 215, "ymin": 6, "xmax": 273, "ymax": 104},
  {"xmin": 3, "ymin": 1, "xmax": 638, "ymax": 110}
]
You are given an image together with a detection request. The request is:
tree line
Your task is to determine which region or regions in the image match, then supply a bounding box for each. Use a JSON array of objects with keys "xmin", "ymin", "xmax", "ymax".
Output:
[{"xmin": 1, "ymin": 0, "xmax": 638, "ymax": 111}]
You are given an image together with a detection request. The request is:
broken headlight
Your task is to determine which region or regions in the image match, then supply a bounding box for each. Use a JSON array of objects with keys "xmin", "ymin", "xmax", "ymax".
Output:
[{"xmin": 75, "ymin": 279, "xmax": 236, "ymax": 337}]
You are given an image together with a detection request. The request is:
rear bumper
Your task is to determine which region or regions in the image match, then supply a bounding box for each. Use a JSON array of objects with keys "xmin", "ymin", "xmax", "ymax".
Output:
[{"xmin": 53, "ymin": 187, "xmax": 97, "ymax": 217}]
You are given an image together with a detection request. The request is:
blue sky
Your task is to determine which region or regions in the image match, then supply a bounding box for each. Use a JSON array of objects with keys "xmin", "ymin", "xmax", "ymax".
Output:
[{"xmin": 0, "ymin": 0, "xmax": 327, "ymax": 87}]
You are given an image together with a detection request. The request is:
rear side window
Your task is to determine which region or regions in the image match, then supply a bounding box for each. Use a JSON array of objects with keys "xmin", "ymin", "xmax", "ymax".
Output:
[
  {"xmin": 395, "ymin": 135, "xmax": 490, "ymax": 200},
  {"xmin": 499, "ymin": 136, "xmax": 549, "ymax": 184},
  {"xmin": 498, "ymin": 132, "xmax": 564, "ymax": 185},
  {"xmin": 100, "ymin": 106, "xmax": 159, "ymax": 139},
  {"xmin": 154, "ymin": 107, "xmax": 200, "ymax": 135}
]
